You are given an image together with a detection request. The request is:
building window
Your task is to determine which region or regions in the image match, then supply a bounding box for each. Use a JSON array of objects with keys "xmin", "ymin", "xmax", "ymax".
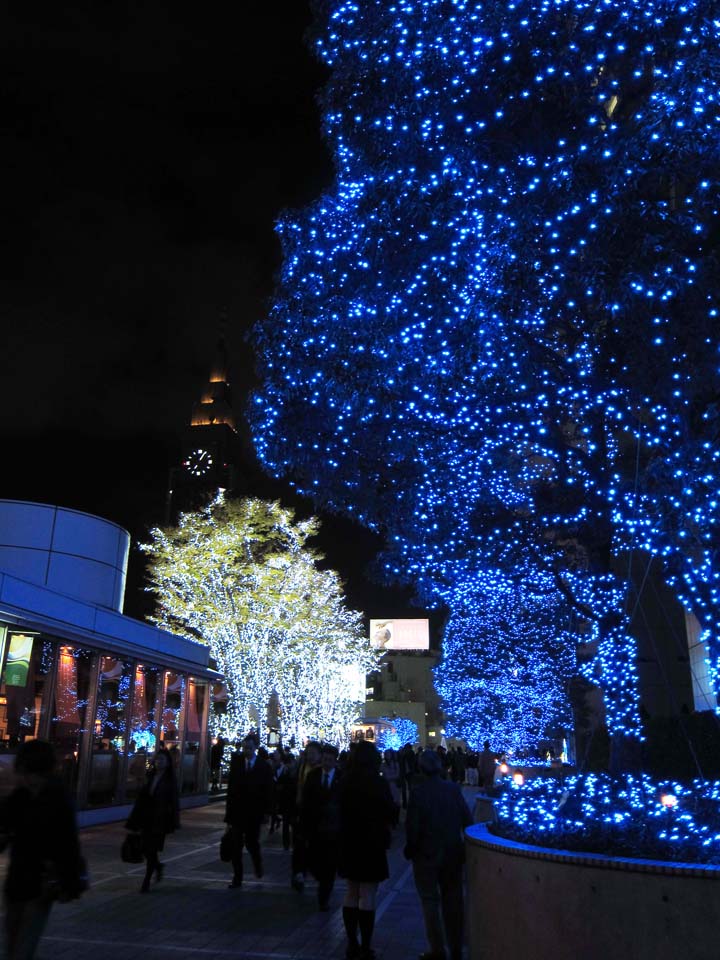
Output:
[
  {"xmin": 86, "ymin": 655, "xmax": 134, "ymax": 807},
  {"xmin": 49, "ymin": 645, "xmax": 94, "ymax": 796}
]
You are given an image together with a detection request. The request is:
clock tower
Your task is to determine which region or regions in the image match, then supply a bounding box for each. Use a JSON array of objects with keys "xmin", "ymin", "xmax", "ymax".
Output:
[{"xmin": 166, "ymin": 335, "xmax": 241, "ymax": 522}]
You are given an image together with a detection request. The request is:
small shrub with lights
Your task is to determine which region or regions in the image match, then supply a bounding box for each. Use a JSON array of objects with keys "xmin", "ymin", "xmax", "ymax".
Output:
[{"xmin": 490, "ymin": 774, "xmax": 720, "ymax": 865}]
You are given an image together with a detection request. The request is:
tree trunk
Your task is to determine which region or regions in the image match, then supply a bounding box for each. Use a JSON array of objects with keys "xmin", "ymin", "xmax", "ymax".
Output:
[{"xmin": 609, "ymin": 731, "xmax": 643, "ymax": 776}]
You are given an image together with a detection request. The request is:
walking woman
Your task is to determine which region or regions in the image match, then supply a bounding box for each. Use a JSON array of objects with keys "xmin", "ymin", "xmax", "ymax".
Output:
[
  {"xmin": 126, "ymin": 747, "xmax": 180, "ymax": 893},
  {"xmin": 338, "ymin": 741, "xmax": 397, "ymax": 960}
]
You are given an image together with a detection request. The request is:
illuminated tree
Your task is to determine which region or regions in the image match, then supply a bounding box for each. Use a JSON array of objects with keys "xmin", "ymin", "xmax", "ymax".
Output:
[
  {"xmin": 142, "ymin": 496, "xmax": 378, "ymax": 745},
  {"xmin": 434, "ymin": 565, "xmax": 575, "ymax": 754},
  {"xmin": 252, "ymin": 0, "xmax": 720, "ymax": 765},
  {"xmin": 376, "ymin": 716, "xmax": 419, "ymax": 752}
]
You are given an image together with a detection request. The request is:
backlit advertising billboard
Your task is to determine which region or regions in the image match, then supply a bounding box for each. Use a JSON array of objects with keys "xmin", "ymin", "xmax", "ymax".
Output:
[{"xmin": 370, "ymin": 618, "xmax": 429, "ymax": 651}]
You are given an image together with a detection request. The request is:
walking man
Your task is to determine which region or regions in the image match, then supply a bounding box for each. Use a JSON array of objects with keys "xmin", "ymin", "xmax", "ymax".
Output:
[
  {"xmin": 301, "ymin": 744, "xmax": 342, "ymax": 910},
  {"xmin": 291, "ymin": 740, "xmax": 321, "ymax": 891},
  {"xmin": 405, "ymin": 749, "xmax": 473, "ymax": 960},
  {"xmin": 224, "ymin": 736, "xmax": 274, "ymax": 888},
  {"xmin": 477, "ymin": 741, "xmax": 497, "ymax": 793}
]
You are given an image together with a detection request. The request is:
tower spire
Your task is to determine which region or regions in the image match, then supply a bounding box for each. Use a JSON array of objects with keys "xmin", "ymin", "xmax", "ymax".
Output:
[{"xmin": 190, "ymin": 310, "xmax": 236, "ymax": 431}]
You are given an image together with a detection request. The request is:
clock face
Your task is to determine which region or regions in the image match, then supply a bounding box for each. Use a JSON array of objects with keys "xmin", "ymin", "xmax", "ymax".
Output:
[{"xmin": 185, "ymin": 448, "xmax": 213, "ymax": 477}]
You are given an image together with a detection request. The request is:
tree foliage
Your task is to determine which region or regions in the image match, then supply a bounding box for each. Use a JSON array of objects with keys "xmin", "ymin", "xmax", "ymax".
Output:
[{"xmin": 142, "ymin": 495, "xmax": 378, "ymax": 746}]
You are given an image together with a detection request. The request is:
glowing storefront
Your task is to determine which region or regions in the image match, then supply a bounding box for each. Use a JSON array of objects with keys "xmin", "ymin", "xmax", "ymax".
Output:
[{"xmin": 0, "ymin": 500, "xmax": 220, "ymax": 824}]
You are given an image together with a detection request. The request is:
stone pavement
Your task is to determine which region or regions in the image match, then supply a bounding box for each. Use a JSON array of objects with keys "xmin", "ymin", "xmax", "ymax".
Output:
[{"xmin": 3, "ymin": 799, "xmax": 444, "ymax": 960}]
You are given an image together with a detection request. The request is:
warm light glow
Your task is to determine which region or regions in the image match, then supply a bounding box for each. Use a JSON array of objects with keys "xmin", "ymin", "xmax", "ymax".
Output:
[
  {"xmin": 660, "ymin": 793, "xmax": 678, "ymax": 808},
  {"xmin": 513, "ymin": 772, "xmax": 525, "ymax": 786}
]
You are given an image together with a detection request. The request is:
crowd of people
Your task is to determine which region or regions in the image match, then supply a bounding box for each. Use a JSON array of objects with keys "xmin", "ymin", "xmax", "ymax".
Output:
[
  {"xmin": 218, "ymin": 735, "xmax": 475, "ymax": 960},
  {"xmin": 0, "ymin": 735, "xmax": 485, "ymax": 960}
]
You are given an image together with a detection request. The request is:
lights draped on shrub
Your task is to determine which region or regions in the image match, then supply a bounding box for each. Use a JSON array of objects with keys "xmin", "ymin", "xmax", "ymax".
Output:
[
  {"xmin": 493, "ymin": 773, "xmax": 720, "ymax": 865},
  {"xmin": 251, "ymin": 0, "xmax": 720, "ymax": 762},
  {"xmin": 142, "ymin": 495, "xmax": 379, "ymax": 746}
]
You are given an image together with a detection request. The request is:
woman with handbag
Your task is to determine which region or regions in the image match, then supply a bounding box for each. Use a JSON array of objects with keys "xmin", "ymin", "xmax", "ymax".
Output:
[{"xmin": 125, "ymin": 747, "xmax": 180, "ymax": 893}]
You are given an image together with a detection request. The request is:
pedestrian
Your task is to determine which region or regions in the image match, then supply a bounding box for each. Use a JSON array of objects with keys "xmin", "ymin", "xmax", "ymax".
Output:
[
  {"xmin": 224, "ymin": 735, "xmax": 274, "ymax": 888},
  {"xmin": 399, "ymin": 743, "xmax": 418, "ymax": 809},
  {"xmin": 449, "ymin": 747, "xmax": 467, "ymax": 785},
  {"xmin": 275, "ymin": 750, "xmax": 298, "ymax": 850},
  {"xmin": 291, "ymin": 740, "xmax": 321, "ymax": 891},
  {"xmin": 1, "ymin": 739, "xmax": 87, "ymax": 960},
  {"xmin": 436, "ymin": 745, "xmax": 451, "ymax": 778},
  {"xmin": 338, "ymin": 740, "xmax": 397, "ymax": 960},
  {"xmin": 210, "ymin": 736, "xmax": 226, "ymax": 792},
  {"xmin": 405, "ymin": 749, "xmax": 473, "ymax": 960},
  {"xmin": 465, "ymin": 751, "xmax": 479, "ymax": 787},
  {"xmin": 126, "ymin": 746, "xmax": 180, "ymax": 893},
  {"xmin": 477, "ymin": 740, "xmax": 497, "ymax": 792},
  {"xmin": 380, "ymin": 748, "xmax": 402, "ymax": 822},
  {"xmin": 301, "ymin": 744, "xmax": 342, "ymax": 910}
]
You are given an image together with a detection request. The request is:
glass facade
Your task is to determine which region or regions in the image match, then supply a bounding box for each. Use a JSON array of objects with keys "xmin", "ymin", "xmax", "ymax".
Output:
[{"xmin": 0, "ymin": 623, "xmax": 210, "ymax": 809}]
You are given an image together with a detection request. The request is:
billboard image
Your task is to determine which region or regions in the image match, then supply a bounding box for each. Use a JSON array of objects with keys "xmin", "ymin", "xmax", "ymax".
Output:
[
  {"xmin": 4, "ymin": 633, "xmax": 34, "ymax": 688},
  {"xmin": 370, "ymin": 619, "xmax": 429, "ymax": 651}
]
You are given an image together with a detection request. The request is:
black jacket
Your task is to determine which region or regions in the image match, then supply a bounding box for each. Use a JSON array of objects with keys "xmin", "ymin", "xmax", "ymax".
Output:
[
  {"xmin": 405, "ymin": 775, "xmax": 473, "ymax": 866},
  {"xmin": 301, "ymin": 767, "xmax": 342, "ymax": 840},
  {"xmin": 338, "ymin": 770, "xmax": 396, "ymax": 883},
  {"xmin": 224, "ymin": 753, "xmax": 274, "ymax": 825},
  {"xmin": 126, "ymin": 768, "xmax": 180, "ymax": 838}
]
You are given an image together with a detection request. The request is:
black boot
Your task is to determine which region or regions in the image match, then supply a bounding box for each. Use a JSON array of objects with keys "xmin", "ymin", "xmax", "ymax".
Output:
[
  {"xmin": 358, "ymin": 909, "xmax": 375, "ymax": 959},
  {"xmin": 342, "ymin": 906, "xmax": 360, "ymax": 958}
]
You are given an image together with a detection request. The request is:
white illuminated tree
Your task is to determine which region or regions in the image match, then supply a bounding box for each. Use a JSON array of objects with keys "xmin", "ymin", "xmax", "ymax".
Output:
[{"xmin": 142, "ymin": 495, "xmax": 378, "ymax": 746}]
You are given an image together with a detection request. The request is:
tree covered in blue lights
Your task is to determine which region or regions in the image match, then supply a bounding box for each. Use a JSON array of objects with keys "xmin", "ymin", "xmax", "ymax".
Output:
[
  {"xmin": 252, "ymin": 0, "xmax": 720, "ymax": 764},
  {"xmin": 376, "ymin": 716, "xmax": 419, "ymax": 751},
  {"xmin": 435, "ymin": 568, "xmax": 575, "ymax": 753}
]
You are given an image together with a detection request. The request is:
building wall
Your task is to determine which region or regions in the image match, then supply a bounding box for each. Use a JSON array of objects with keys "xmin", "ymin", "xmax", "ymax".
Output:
[
  {"xmin": 365, "ymin": 650, "xmax": 443, "ymax": 745},
  {"xmin": 0, "ymin": 500, "xmax": 217, "ymax": 819},
  {"xmin": 0, "ymin": 500, "xmax": 129, "ymax": 611}
]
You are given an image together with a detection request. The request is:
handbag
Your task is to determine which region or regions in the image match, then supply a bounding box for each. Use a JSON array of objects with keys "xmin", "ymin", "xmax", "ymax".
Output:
[
  {"xmin": 220, "ymin": 829, "xmax": 233, "ymax": 863},
  {"xmin": 121, "ymin": 832, "xmax": 144, "ymax": 864}
]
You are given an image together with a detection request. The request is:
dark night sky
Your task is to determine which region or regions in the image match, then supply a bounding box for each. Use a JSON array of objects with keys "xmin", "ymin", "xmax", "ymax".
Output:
[{"xmin": 0, "ymin": 2, "xmax": 435, "ymax": 630}]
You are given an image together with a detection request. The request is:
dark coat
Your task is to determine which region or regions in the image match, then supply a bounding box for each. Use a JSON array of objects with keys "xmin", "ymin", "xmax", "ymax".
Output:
[
  {"xmin": 274, "ymin": 763, "xmax": 298, "ymax": 817},
  {"xmin": 1, "ymin": 778, "xmax": 85, "ymax": 902},
  {"xmin": 209, "ymin": 741, "xmax": 225, "ymax": 770},
  {"xmin": 405, "ymin": 776, "xmax": 473, "ymax": 867},
  {"xmin": 224, "ymin": 753, "xmax": 274, "ymax": 826},
  {"xmin": 302, "ymin": 767, "xmax": 342, "ymax": 878},
  {"xmin": 301, "ymin": 767, "xmax": 342, "ymax": 839},
  {"xmin": 338, "ymin": 770, "xmax": 396, "ymax": 883},
  {"xmin": 126, "ymin": 768, "xmax": 180, "ymax": 853}
]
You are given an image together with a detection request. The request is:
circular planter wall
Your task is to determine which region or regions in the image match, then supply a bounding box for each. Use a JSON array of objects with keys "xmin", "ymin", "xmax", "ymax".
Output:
[{"xmin": 466, "ymin": 823, "xmax": 720, "ymax": 960}]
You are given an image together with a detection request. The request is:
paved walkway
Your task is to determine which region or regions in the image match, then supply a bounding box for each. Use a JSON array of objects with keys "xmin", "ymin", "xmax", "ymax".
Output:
[{"xmin": 3, "ymin": 799, "xmax": 443, "ymax": 960}]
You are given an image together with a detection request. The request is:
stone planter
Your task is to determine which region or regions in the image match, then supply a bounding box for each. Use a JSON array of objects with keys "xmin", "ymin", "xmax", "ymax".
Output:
[
  {"xmin": 472, "ymin": 794, "xmax": 498, "ymax": 824},
  {"xmin": 465, "ymin": 823, "xmax": 720, "ymax": 960}
]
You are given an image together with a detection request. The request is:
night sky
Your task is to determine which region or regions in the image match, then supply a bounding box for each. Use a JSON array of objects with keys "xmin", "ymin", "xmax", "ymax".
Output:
[{"xmin": 0, "ymin": 2, "xmax": 434, "ymax": 629}]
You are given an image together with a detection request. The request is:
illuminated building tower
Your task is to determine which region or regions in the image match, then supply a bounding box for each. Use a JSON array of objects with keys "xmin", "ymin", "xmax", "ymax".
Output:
[{"xmin": 166, "ymin": 336, "xmax": 241, "ymax": 521}]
